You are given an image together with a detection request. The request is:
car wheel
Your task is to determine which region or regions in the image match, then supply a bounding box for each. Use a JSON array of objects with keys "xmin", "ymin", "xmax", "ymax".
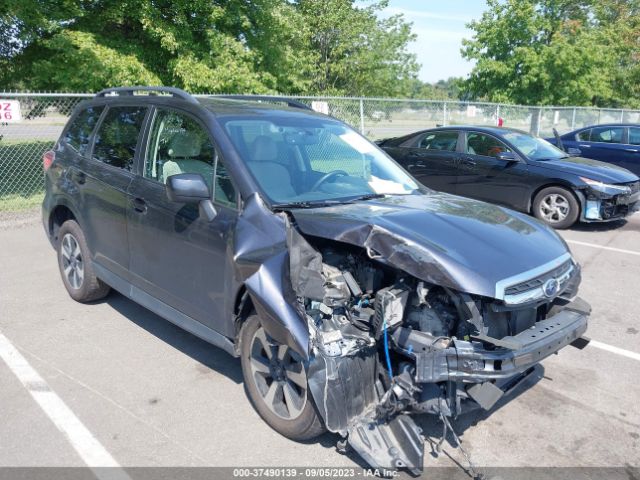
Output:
[
  {"xmin": 533, "ymin": 186, "xmax": 580, "ymax": 229},
  {"xmin": 57, "ymin": 220, "xmax": 111, "ymax": 302},
  {"xmin": 240, "ymin": 314, "xmax": 325, "ymax": 441}
]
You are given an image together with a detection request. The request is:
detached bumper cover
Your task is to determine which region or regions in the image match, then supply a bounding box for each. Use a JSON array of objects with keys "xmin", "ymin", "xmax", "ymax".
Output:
[{"xmin": 408, "ymin": 298, "xmax": 590, "ymax": 383}]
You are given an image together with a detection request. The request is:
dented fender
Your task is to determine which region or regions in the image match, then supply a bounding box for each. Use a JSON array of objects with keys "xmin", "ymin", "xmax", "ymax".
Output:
[{"xmin": 233, "ymin": 194, "xmax": 310, "ymax": 357}]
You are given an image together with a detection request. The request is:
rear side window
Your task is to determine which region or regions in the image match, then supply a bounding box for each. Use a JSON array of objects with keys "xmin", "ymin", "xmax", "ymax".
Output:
[
  {"xmin": 418, "ymin": 131, "xmax": 458, "ymax": 151},
  {"xmin": 63, "ymin": 106, "xmax": 104, "ymax": 153},
  {"xmin": 590, "ymin": 126, "xmax": 623, "ymax": 144},
  {"xmin": 92, "ymin": 106, "xmax": 147, "ymax": 171},
  {"xmin": 629, "ymin": 127, "xmax": 640, "ymax": 146}
]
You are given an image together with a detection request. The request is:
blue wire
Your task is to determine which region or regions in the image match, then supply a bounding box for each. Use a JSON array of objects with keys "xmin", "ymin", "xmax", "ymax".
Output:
[{"xmin": 383, "ymin": 319, "xmax": 393, "ymax": 378}]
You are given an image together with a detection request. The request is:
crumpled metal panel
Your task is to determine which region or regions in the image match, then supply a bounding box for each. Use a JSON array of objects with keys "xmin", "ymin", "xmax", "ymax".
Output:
[
  {"xmin": 290, "ymin": 192, "xmax": 569, "ymax": 299},
  {"xmin": 233, "ymin": 194, "xmax": 310, "ymax": 357}
]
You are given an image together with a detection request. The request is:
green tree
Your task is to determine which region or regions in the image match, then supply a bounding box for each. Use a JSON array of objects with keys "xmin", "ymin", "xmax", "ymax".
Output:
[
  {"xmin": 461, "ymin": 0, "xmax": 638, "ymax": 107},
  {"xmin": 0, "ymin": 0, "xmax": 419, "ymax": 96},
  {"xmin": 296, "ymin": 0, "xmax": 418, "ymax": 96}
]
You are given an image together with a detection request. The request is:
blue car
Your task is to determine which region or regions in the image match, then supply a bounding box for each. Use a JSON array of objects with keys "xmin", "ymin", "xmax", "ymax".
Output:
[{"xmin": 547, "ymin": 124, "xmax": 640, "ymax": 175}]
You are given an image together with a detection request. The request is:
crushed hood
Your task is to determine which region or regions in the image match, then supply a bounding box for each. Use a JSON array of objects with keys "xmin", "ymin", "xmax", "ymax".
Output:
[{"xmin": 290, "ymin": 192, "xmax": 569, "ymax": 299}]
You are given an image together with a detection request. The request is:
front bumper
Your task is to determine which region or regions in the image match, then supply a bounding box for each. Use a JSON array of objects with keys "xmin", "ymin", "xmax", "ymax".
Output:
[
  {"xmin": 580, "ymin": 189, "xmax": 640, "ymax": 222},
  {"xmin": 394, "ymin": 297, "xmax": 590, "ymax": 384}
]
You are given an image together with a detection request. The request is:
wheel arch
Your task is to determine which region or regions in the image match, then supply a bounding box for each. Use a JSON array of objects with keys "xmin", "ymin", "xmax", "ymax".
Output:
[
  {"xmin": 529, "ymin": 182, "xmax": 583, "ymax": 214},
  {"xmin": 48, "ymin": 200, "xmax": 82, "ymax": 245}
]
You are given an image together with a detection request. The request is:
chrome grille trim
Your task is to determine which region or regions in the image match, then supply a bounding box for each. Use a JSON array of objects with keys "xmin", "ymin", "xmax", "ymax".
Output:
[{"xmin": 494, "ymin": 252, "xmax": 574, "ymax": 305}]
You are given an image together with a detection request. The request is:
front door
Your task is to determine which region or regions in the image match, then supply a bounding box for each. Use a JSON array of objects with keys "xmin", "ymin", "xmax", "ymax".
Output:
[
  {"xmin": 126, "ymin": 107, "xmax": 239, "ymax": 336},
  {"xmin": 456, "ymin": 131, "xmax": 531, "ymax": 211}
]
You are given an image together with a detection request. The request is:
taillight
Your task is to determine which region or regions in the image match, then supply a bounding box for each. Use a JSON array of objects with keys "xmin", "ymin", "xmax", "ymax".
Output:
[{"xmin": 43, "ymin": 150, "xmax": 55, "ymax": 171}]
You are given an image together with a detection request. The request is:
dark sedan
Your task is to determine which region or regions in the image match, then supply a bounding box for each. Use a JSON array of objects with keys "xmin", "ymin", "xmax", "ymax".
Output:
[
  {"xmin": 546, "ymin": 123, "xmax": 640, "ymax": 176},
  {"xmin": 378, "ymin": 126, "xmax": 640, "ymax": 228}
]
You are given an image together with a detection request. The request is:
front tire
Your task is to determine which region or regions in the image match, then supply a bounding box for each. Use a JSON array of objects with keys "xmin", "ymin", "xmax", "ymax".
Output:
[
  {"xmin": 57, "ymin": 220, "xmax": 110, "ymax": 302},
  {"xmin": 240, "ymin": 314, "xmax": 325, "ymax": 441},
  {"xmin": 533, "ymin": 186, "xmax": 580, "ymax": 229}
]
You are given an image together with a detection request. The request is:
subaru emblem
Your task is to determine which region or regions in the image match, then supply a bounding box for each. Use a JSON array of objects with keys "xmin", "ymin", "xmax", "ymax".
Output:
[{"xmin": 543, "ymin": 278, "xmax": 559, "ymax": 298}]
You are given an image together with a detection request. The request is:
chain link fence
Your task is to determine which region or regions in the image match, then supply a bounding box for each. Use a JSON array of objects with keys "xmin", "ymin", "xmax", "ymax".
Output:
[{"xmin": 2, "ymin": 91, "xmax": 639, "ymax": 213}]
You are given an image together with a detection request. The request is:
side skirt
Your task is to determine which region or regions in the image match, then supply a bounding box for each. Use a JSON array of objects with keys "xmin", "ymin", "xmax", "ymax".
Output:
[{"xmin": 94, "ymin": 264, "xmax": 237, "ymax": 357}]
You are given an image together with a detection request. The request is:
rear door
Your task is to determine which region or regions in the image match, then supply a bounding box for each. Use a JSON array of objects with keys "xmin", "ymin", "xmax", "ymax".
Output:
[
  {"xmin": 79, "ymin": 104, "xmax": 148, "ymax": 279},
  {"xmin": 621, "ymin": 127, "xmax": 640, "ymax": 176},
  {"xmin": 456, "ymin": 131, "xmax": 531, "ymax": 211},
  {"xmin": 126, "ymin": 106, "xmax": 239, "ymax": 336},
  {"xmin": 389, "ymin": 130, "xmax": 460, "ymax": 193}
]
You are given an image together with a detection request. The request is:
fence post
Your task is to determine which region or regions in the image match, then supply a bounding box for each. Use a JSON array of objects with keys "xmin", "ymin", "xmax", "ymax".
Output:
[
  {"xmin": 359, "ymin": 98, "xmax": 365, "ymax": 135},
  {"xmin": 536, "ymin": 108, "xmax": 542, "ymax": 136},
  {"xmin": 571, "ymin": 108, "xmax": 576, "ymax": 129},
  {"xmin": 443, "ymin": 102, "xmax": 447, "ymax": 126},
  {"xmin": 620, "ymin": 109, "xmax": 625, "ymax": 122},
  {"xmin": 496, "ymin": 105, "xmax": 500, "ymax": 126}
]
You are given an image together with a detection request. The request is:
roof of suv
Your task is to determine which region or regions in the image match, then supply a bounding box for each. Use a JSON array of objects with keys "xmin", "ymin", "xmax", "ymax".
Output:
[{"xmin": 92, "ymin": 86, "xmax": 322, "ymax": 119}]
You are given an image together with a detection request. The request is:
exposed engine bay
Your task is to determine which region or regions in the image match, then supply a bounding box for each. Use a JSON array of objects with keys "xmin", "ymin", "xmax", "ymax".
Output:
[{"xmin": 288, "ymin": 231, "xmax": 590, "ymax": 474}]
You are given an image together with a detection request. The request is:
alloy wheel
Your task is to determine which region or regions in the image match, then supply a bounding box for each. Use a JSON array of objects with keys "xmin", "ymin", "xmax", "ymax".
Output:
[
  {"xmin": 61, "ymin": 233, "xmax": 84, "ymax": 289},
  {"xmin": 248, "ymin": 327, "xmax": 308, "ymax": 420},
  {"xmin": 539, "ymin": 193, "xmax": 570, "ymax": 223}
]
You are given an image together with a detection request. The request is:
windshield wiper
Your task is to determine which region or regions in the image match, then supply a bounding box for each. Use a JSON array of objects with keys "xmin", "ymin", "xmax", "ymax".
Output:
[
  {"xmin": 345, "ymin": 193, "xmax": 388, "ymax": 202},
  {"xmin": 272, "ymin": 200, "xmax": 342, "ymax": 210}
]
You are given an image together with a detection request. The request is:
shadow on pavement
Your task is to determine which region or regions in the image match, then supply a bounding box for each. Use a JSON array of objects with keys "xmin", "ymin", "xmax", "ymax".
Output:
[
  {"xmin": 104, "ymin": 291, "xmax": 244, "ymax": 384},
  {"xmin": 415, "ymin": 364, "xmax": 545, "ymax": 458},
  {"xmin": 568, "ymin": 219, "xmax": 627, "ymax": 232}
]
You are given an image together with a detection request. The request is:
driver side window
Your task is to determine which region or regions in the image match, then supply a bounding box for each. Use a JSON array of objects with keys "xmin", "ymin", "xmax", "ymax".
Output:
[
  {"xmin": 145, "ymin": 109, "xmax": 216, "ymax": 190},
  {"xmin": 466, "ymin": 132, "xmax": 511, "ymax": 158}
]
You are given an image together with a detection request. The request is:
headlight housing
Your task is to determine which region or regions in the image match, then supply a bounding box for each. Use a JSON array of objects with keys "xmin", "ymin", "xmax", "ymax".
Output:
[{"xmin": 579, "ymin": 177, "xmax": 631, "ymax": 195}]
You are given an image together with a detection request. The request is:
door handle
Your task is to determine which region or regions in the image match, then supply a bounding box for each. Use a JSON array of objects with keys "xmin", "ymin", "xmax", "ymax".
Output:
[
  {"xmin": 133, "ymin": 197, "xmax": 147, "ymax": 214},
  {"xmin": 461, "ymin": 157, "xmax": 476, "ymax": 166},
  {"xmin": 72, "ymin": 171, "xmax": 86, "ymax": 185},
  {"xmin": 579, "ymin": 144, "xmax": 591, "ymax": 148},
  {"xmin": 624, "ymin": 148, "xmax": 639, "ymax": 153}
]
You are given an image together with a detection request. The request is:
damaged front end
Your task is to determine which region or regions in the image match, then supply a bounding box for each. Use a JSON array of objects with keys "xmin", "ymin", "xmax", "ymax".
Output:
[
  {"xmin": 579, "ymin": 178, "xmax": 640, "ymax": 222},
  {"xmin": 289, "ymin": 229, "xmax": 590, "ymax": 474}
]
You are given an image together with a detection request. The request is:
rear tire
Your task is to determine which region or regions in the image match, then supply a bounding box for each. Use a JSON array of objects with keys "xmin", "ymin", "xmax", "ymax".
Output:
[
  {"xmin": 533, "ymin": 186, "xmax": 580, "ymax": 229},
  {"xmin": 240, "ymin": 314, "xmax": 325, "ymax": 441},
  {"xmin": 57, "ymin": 220, "xmax": 110, "ymax": 302}
]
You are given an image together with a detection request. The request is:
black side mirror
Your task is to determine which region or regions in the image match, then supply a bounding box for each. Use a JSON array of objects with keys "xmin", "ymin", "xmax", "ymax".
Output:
[
  {"xmin": 496, "ymin": 151, "xmax": 519, "ymax": 162},
  {"xmin": 567, "ymin": 147, "xmax": 581, "ymax": 157},
  {"xmin": 166, "ymin": 173, "xmax": 217, "ymax": 221}
]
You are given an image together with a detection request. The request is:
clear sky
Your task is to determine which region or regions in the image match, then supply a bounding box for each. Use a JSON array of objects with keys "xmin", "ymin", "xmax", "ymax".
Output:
[{"xmin": 377, "ymin": 1, "xmax": 489, "ymax": 83}]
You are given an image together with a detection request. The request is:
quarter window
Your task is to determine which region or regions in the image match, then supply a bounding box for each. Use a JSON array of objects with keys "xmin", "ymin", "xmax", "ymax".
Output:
[
  {"xmin": 418, "ymin": 131, "xmax": 458, "ymax": 152},
  {"xmin": 466, "ymin": 133, "xmax": 511, "ymax": 157},
  {"xmin": 92, "ymin": 106, "xmax": 147, "ymax": 171},
  {"xmin": 628, "ymin": 127, "xmax": 640, "ymax": 146},
  {"xmin": 589, "ymin": 126, "xmax": 623, "ymax": 143},
  {"xmin": 64, "ymin": 106, "xmax": 104, "ymax": 153}
]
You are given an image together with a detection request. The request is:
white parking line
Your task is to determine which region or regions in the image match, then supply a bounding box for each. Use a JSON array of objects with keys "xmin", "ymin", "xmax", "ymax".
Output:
[
  {"xmin": 589, "ymin": 340, "xmax": 640, "ymax": 362},
  {"xmin": 0, "ymin": 332, "xmax": 129, "ymax": 478},
  {"xmin": 566, "ymin": 239, "xmax": 640, "ymax": 256}
]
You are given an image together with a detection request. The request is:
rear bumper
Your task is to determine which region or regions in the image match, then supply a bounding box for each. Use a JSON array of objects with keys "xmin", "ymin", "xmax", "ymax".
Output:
[{"xmin": 409, "ymin": 297, "xmax": 590, "ymax": 384}]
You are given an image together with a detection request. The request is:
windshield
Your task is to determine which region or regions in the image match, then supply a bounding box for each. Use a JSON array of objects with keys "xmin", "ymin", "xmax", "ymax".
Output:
[
  {"xmin": 221, "ymin": 116, "xmax": 419, "ymax": 205},
  {"xmin": 502, "ymin": 131, "xmax": 568, "ymax": 161}
]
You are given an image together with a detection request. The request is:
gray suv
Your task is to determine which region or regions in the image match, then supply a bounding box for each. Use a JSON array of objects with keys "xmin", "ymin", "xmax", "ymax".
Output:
[{"xmin": 43, "ymin": 87, "xmax": 590, "ymax": 473}]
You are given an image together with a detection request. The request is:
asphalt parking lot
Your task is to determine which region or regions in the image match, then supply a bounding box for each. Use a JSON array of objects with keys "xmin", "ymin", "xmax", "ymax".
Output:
[{"xmin": 1, "ymin": 212, "xmax": 639, "ymax": 476}]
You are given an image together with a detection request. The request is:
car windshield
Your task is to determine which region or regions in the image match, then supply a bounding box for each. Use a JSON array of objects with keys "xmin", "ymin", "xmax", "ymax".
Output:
[
  {"xmin": 221, "ymin": 116, "xmax": 419, "ymax": 205},
  {"xmin": 502, "ymin": 131, "xmax": 568, "ymax": 161}
]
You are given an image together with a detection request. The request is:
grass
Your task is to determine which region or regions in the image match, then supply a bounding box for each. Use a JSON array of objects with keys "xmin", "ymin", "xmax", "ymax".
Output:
[
  {"xmin": 0, "ymin": 192, "xmax": 44, "ymax": 212},
  {"xmin": 0, "ymin": 140, "xmax": 52, "ymax": 212}
]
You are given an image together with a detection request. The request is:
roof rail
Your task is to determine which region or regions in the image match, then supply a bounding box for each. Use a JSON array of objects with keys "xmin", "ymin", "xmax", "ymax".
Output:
[
  {"xmin": 95, "ymin": 86, "xmax": 198, "ymax": 104},
  {"xmin": 216, "ymin": 95, "xmax": 312, "ymax": 111}
]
